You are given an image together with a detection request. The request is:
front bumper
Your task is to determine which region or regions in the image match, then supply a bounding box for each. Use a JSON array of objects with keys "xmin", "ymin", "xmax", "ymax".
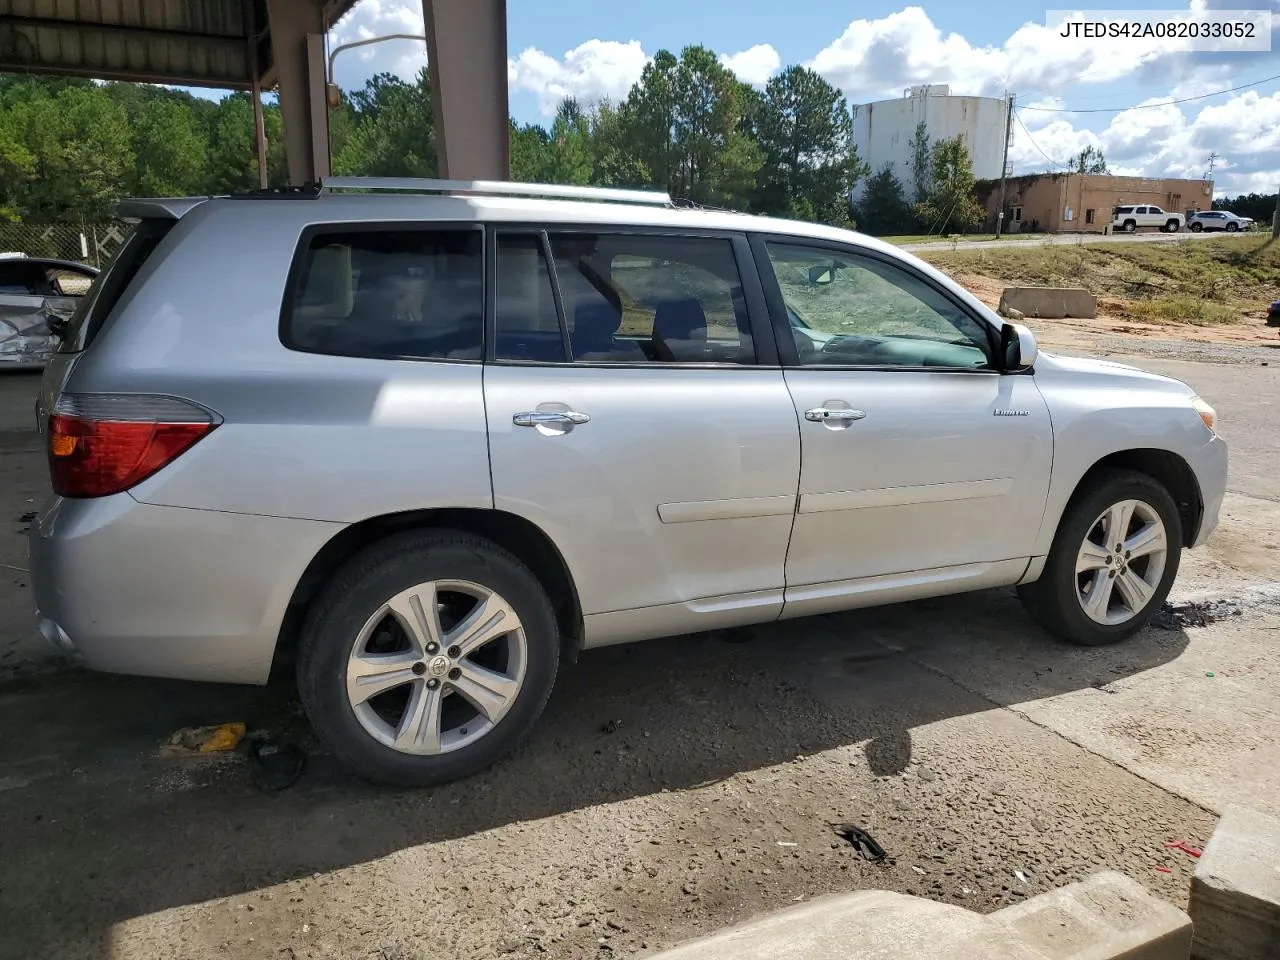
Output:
[
  {"xmin": 1188, "ymin": 434, "xmax": 1228, "ymax": 549},
  {"xmin": 28, "ymin": 493, "xmax": 343, "ymax": 685}
]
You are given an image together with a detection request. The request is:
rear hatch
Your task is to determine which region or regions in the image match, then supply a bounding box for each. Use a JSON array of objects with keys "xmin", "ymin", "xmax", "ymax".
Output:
[{"xmin": 35, "ymin": 200, "xmax": 201, "ymax": 433}]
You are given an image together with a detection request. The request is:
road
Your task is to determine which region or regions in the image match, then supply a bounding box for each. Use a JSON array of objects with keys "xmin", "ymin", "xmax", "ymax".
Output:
[
  {"xmin": 1, "ymin": 344, "xmax": 1278, "ymax": 960},
  {"xmin": 901, "ymin": 227, "xmax": 1249, "ymax": 252}
]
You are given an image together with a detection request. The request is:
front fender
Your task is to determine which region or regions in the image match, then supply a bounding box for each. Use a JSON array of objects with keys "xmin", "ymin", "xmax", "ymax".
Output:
[{"xmin": 1032, "ymin": 364, "xmax": 1222, "ymax": 556}]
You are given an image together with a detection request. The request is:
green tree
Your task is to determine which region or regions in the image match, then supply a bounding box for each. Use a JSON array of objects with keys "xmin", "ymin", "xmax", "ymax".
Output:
[
  {"xmin": 907, "ymin": 121, "xmax": 931, "ymax": 203},
  {"xmin": 1067, "ymin": 144, "xmax": 1109, "ymax": 174},
  {"xmin": 591, "ymin": 99, "xmax": 650, "ymax": 188},
  {"xmin": 669, "ymin": 46, "xmax": 761, "ymax": 206},
  {"xmin": 332, "ymin": 70, "xmax": 436, "ymax": 177},
  {"xmin": 8, "ymin": 84, "xmax": 132, "ymax": 221},
  {"xmin": 510, "ymin": 119, "xmax": 551, "ymax": 182},
  {"xmin": 542, "ymin": 97, "xmax": 595, "ymax": 185},
  {"xmin": 0, "ymin": 110, "xmax": 35, "ymax": 222},
  {"xmin": 621, "ymin": 50, "xmax": 681, "ymax": 192},
  {"xmin": 753, "ymin": 65, "xmax": 866, "ymax": 225},
  {"xmin": 915, "ymin": 135, "xmax": 985, "ymax": 234},
  {"xmin": 616, "ymin": 46, "xmax": 761, "ymax": 207},
  {"xmin": 132, "ymin": 100, "xmax": 207, "ymax": 196},
  {"xmin": 854, "ymin": 164, "xmax": 915, "ymax": 236}
]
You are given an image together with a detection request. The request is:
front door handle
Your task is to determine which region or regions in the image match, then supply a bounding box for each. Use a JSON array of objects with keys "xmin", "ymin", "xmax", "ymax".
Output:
[
  {"xmin": 513, "ymin": 410, "xmax": 591, "ymax": 427},
  {"xmin": 805, "ymin": 407, "xmax": 866, "ymax": 423}
]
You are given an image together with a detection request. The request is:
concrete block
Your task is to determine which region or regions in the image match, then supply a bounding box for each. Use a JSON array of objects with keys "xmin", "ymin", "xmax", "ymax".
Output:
[
  {"xmin": 1189, "ymin": 805, "xmax": 1280, "ymax": 960},
  {"xmin": 994, "ymin": 871, "xmax": 1192, "ymax": 960},
  {"xmin": 638, "ymin": 873, "xmax": 1190, "ymax": 960},
  {"xmin": 998, "ymin": 286, "xmax": 1098, "ymax": 319},
  {"xmin": 635, "ymin": 890, "xmax": 1026, "ymax": 960}
]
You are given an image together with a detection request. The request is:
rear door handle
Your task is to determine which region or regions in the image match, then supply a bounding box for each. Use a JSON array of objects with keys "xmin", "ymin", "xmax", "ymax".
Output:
[
  {"xmin": 805, "ymin": 407, "xmax": 866, "ymax": 422},
  {"xmin": 513, "ymin": 410, "xmax": 591, "ymax": 427}
]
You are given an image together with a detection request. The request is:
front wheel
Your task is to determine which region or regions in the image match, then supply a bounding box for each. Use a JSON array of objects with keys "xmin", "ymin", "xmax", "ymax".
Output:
[
  {"xmin": 1123, "ymin": 220, "xmax": 1137, "ymax": 233},
  {"xmin": 297, "ymin": 531, "xmax": 560, "ymax": 786},
  {"xmin": 1165, "ymin": 220, "xmax": 1180, "ymax": 233},
  {"xmin": 1227, "ymin": 221, "xmax": 1239, "ymax": 233},
  {"xmin": 1018, "ymin": 470, "xmax": 1181, "ymax": 646}
]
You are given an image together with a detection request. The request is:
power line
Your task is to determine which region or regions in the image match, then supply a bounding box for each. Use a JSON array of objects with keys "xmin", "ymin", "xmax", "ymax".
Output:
[
  {"xmin": 1008, "ymin": 112, "xmax": 1070, "ymax": 171},
  {"xmin": 1020, "ymin": 71, "xmax": 1280, "ymax": 114}
]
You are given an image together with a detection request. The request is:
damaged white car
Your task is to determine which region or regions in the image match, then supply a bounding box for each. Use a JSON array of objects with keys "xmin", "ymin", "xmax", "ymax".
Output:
[{"xmin": 0, "ymin": 254, "xmax": 99, "ymax": 370}]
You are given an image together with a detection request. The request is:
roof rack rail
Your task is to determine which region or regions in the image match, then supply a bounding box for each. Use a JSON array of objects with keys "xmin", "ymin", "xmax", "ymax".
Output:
[{"xmin": 321, "ymin": 176, "xmax": 672, "ymax": 207}]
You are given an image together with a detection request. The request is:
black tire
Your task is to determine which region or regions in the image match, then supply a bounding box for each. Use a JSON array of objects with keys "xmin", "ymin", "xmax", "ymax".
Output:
[
  {"xmin": 1017, "ymin": 469, "xmax": 1182, "ymax": 646},
  {"xmin": 1123, "ymin": 220, "xmax": 1137, "ymax": 233},
  {"xmin": 1165, "ymin": 220, "xmax": 1180, "ymax": 233},
  {"xmin": 297, "ymin": 530, "xmax": 560, "ymax": 787},
  {"xmin": 1190, "ymin": 222, "xmax": 1203, "ymax": 232},
  {"xmin": 1227, "ymin": 221, "xmax": 1239, "ymax": 232}
]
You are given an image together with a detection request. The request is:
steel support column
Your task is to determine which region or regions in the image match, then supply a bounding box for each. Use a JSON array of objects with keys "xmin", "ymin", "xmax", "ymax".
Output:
[
  {"xmin": 266, "ymin": 0, "xmax": 330, "ymax": 185},
  {"xmin": 421, "ymin": 0, "xmax": 510, "ymax": 181}
]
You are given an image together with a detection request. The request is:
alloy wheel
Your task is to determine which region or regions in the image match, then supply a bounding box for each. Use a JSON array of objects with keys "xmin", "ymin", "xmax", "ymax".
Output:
[
  {"xmin": 345, "ymin": 579, "xmax": 527, "ymax": 755},
  {"xmin": 1074, "ymin": 499, "xmax": 1169, "ymax": 625}
]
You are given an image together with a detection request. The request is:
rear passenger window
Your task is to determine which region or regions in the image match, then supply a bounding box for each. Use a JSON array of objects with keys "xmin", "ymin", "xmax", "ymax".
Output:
[
  {"xmin": 284, "ymin": 228, "xmax": 483, "ymax": 361},
  {"xmin": 546, "ymin": 233, "xmax": 753, "ymax": 364}
]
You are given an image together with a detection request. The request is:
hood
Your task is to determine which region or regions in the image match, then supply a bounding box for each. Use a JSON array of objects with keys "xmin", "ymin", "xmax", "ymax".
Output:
[{"xmin": 1034, "ymin": 350, "xmax": 1197, "ymax": 396}]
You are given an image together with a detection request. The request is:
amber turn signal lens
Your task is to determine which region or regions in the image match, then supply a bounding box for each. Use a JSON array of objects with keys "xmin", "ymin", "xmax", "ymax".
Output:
[
  {"xmin": 1191, "ymin": 397, "xmax": 1216, "ymax": 432},
  {"xmin": 50, "ymin": 434, "xmax": 78, "ymax": 457}
]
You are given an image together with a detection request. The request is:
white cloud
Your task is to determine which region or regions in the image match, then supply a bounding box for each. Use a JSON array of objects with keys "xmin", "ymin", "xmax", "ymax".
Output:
[
  {"xmin": 1009, "ymin": 89, "xmax": 1280, "ymax": 195},
  {"xmin": 328, "ymin": 0, "xmax": 428, "ymax": 82},
  {"xmin": 508, "ymin": 39, "xmax": 648, "ymax": 114},
  {"xmin": 719, "ymin": 44, "xmax": 782, "ymax": 87},
  {"xmin": 806, "ymin": 3, "xmax": 1258, "ymax": 104}
]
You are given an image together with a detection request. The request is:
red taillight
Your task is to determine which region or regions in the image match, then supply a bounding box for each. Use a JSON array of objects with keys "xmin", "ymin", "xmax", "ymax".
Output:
[{"xmin": 48, "ymin": 395, "xmax": 219, "ymax": 498}]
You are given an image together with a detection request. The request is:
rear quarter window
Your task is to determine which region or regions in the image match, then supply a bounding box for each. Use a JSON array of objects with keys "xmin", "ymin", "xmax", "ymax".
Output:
[{"xmin": 281, "ymin": 227, "xmax": 485, "ymax": 362}]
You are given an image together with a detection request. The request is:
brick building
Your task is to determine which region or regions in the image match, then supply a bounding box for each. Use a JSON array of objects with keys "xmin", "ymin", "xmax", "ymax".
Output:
[{"xmin": 978, "ymin": 173, "xmax": 1215, "ymax": 233}]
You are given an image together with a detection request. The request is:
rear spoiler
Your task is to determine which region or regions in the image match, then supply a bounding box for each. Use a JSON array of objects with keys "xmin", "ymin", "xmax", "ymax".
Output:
[{"xmin": 114, "ymin": 197, "xmax": 210, "ymax": 221}]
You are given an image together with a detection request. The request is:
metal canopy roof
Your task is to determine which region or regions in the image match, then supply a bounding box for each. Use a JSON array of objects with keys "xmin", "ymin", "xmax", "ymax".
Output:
[{"xmin": 0, "ymin": 0, "xmax": 358, "ymax": 90}]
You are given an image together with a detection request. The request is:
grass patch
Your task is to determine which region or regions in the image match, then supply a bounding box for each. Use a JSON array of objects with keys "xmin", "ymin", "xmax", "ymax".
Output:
[
  {"xmin": 1127, "ymin": 297, "xmax": 1238, "ymax": 326},
  {"xmin": 880, "ymin": 233, "xmax": 1040, "ymax": 246},
  {"xmin": 918, "ymin": 235, "xmax": 1279, "ymax": 325}
]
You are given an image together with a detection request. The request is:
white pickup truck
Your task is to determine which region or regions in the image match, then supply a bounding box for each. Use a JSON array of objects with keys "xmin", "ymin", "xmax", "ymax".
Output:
[{"xmin": 1111, "ymin": 205, "xmax": 1183, "ymax": 233}]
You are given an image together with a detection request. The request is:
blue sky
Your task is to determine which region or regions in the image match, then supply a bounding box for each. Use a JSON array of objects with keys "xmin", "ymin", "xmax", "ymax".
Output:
[{"xmin": 201, "ymin": 0, "xmax": 1280, "ymax": 194}]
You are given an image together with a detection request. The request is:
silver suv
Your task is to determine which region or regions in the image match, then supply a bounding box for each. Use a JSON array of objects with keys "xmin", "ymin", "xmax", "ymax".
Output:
[{"xmin": 28, "ymin": 178, "xmax": 1227, "ymax": 786}]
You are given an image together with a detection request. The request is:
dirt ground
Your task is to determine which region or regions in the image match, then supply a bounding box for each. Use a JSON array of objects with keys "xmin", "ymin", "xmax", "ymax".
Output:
[
  {"xmin": 951, "ymin": 271, "xmax": 1280, "ymax": 358},
  {"xmin": 1, "ymin": 314, "xmax": 1279, "ymax": 959}
]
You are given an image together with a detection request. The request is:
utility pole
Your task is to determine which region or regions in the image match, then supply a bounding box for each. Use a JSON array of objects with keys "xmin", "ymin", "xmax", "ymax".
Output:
[
  {"xmin": 995, "ymin": 92, "xmax": 1015, "ymax": 238},
  {"xmin": 1205, "ymin": 152, "xmax": 1218, "ymax": 181},
  {"xmin": 1272, "ymin": 181, "xmax": 1279, "ymax": 239}
]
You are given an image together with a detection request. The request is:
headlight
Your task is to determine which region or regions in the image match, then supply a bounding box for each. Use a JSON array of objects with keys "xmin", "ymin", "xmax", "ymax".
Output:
[{"xmin": 1191, "ymin": 396, "xmax": 1216, "ymax": 432}]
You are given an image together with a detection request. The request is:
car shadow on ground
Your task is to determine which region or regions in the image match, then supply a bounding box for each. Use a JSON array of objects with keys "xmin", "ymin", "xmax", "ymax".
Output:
[{"xmin": 0, "ymin": 587, "xmax": 1189, "ymax": 958}]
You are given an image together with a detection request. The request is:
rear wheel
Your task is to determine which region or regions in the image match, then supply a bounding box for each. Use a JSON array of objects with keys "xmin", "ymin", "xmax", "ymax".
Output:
[
  {"xmin": 298, "ymin": 531, "xmax": 560, "ymax": 786},
  {"xmin": 1018, "ymin": 470, "xmax": 1181, "ymax": 646},
  {"xmin": 1190, "ymin": 221, "xmax": 1204, "ymax": 232}
]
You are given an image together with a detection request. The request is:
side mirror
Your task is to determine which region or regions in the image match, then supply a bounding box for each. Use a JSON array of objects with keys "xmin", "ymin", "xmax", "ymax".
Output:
[
  {"xmin": 1001, "ymin": 322, "xmax": 1038, "ymax": 372},
  {"xmin": 807, "ymin": 264, "xmax": 837, "ymax": 286}
]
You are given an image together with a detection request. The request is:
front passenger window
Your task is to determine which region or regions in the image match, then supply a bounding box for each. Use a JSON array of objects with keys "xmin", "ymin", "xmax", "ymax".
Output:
[{"xmin": 765, "ymin": 242, "xmax": 993, "ymax": 370}]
